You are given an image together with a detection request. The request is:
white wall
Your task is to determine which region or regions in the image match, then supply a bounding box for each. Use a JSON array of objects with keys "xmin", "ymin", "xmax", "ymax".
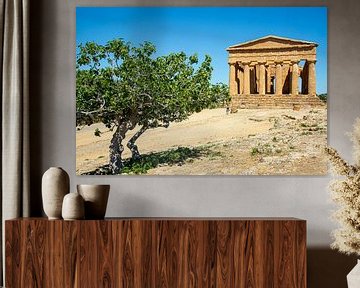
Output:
[{"xmin": 31, "ymin": 0, "xmax": 359, "ymax": 249}]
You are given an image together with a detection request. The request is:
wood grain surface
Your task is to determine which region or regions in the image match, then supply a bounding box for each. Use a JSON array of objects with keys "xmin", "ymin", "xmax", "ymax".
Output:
[{"xmin": 5, "ymin": 218, "xmax": 306, "ymax": 288}]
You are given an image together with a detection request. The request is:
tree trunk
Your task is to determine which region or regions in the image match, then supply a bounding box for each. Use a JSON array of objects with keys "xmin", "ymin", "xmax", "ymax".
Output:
[
  {"xmin": 127, "ymin": 125, "xmax": 148, "ymax": 160},
  {"xmin": 109, "ymin": 122, "xmax": 128, "ymax": 174}
]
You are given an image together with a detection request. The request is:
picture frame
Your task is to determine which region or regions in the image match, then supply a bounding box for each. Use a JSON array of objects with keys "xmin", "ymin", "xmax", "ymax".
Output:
[{"xmin": 76, "ymin": 6, "xmax": 327, "ymax": 176}]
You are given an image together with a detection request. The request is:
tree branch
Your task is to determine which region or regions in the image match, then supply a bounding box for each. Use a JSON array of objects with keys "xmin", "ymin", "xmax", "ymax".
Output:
[{"xmin": 127, "ymin": 125, "xmax": 148, "ymax": 160}]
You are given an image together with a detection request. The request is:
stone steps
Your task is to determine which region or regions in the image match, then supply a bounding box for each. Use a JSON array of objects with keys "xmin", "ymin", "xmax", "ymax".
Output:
[{"xmin": 230, "ymin": 94, "xmax": 326, "ymax": 110}]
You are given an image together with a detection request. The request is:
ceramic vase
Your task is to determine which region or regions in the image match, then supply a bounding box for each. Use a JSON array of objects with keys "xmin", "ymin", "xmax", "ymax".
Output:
[
  {"xmin": 77, "ymin": 184, "xmax": 110, "ymax": 219},
  {"xmin": 347, "ymin": 260, "xmax": 360, "ymax": 288},
  {"xmin": 42, "ymin": 167, "xmax": 70, "ymax": 219},
  {"xmin": 62, "ymin": 192, "xmax": 85, "ymax": 220}
]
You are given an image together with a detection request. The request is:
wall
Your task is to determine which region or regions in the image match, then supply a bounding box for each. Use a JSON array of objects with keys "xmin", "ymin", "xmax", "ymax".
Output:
[{"xmin": 29, "ymin": 0, "xmax": 360, "ymax": 287}]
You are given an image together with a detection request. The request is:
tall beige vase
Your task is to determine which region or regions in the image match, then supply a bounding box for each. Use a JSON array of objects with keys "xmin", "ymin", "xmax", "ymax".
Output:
[
  {"xmin": 77, "ymin": 184, "xmax": 110, "ymax": 219},
  {"xmin": 42, "ymin": 167, "xmax": 70, "ymax": 219}
]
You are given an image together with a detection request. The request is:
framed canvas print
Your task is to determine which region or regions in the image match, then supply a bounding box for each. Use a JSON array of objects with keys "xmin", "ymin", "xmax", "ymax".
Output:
[{"xmin": 76, "ymin": 6, "xmax": 327, "ymax": 175}]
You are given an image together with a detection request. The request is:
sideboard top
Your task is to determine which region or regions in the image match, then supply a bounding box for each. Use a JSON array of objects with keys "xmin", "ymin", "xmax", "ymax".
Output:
[{"xmin": 6, "ymin": 217, "xmax": 305, "ymax": 222}]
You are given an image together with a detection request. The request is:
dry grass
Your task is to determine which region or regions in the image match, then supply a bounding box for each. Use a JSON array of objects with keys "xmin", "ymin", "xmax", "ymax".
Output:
[{"xmin": 76, "ymin": 107, "xmax": 327, "ymax": 175}]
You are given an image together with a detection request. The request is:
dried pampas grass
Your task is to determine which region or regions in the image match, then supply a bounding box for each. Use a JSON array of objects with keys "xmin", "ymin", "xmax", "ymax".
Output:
[{"xmin": 326, "ymin": 118, "xmax": 360, "ymax": 256}]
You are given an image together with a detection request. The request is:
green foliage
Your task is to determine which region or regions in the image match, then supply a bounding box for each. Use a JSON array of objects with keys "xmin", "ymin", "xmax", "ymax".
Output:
[
  {"xmin": 207, "ymin": 83, "xmax": 230, "ymax": 108},
  {"xmin": 300, "ymin": 123, "xmax": 318, "ymax": 128},
  {"xmin": 299, "ymin": 121, "xmax": 325, "ymax": 134},
  {"xmin": 251, "ymin": 147, "xmax": 261, "ymax": 156},
  {"xmin": 94, "ymin": 128, "xmax": 101, "ymax": 137},
  {"xmin": 122, "ymin": 147, "xmax": 199, "ymax": 174},
  {"xmin": 76, "ymin": 39, "xmax": 228, "ymax": 129},
  {"xmin": 250, "ymin": 143, "xmax": 281, "ymax": 156},
  {"xmin": 318, "ymin": 93, "xmax": 327, "ymax": 103},
  {"xmin": 84, "ymin": 146, "xmax": 206, "ymax": 175},
  {"xmin": 301, "ymin": 131, "xmax": 313, "ymax": 136}
]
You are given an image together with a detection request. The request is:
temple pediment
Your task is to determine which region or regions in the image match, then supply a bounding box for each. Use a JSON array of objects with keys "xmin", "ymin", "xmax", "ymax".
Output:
[{"xmin": 227, "ymin": 35, "xmax": 318, "ymax": 51}]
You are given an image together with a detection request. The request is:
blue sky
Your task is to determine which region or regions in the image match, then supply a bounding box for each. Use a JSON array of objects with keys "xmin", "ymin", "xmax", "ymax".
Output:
[{"xmin": 76, "ymin": 7, "xmax": 327, "ymax": 94}]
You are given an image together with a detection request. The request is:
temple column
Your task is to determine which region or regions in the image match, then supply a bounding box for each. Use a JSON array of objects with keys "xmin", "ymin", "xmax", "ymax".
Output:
[
  {"xmin": 229, "ymin": 63, "xmax": 237, "ymax": 96},
  {"xmin": 308, "ymin": 60, "xmax": 316, "ymax": 96},
  {"xmin": 255, "ymin": 63, "xmax": 259, "ymax": 93},
  {"xmin": 243, "ymin": 62, "xmax": 250, "ymax": 95},
  {"xmin": 275, "ymin": 62, "xmax": 283, "ymax": 95},
  {"xmin": 291, "ymin": 61, "xmax": 299, "ymax": 95},
  {"xmin": 236, "ymin": 63, "xmax": 244, "ymax": 94},
  {"xmin": 266, "ymin": 65, "xmax": 272, "ymax": 94},
  {"xmin": 258, "ymin": 62, "xmax": 266, "ymax": 95}
]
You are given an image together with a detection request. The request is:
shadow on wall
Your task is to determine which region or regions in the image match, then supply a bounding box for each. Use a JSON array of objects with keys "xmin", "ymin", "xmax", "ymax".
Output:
[
  {"xmin": 308, "ymin": 248, "xmax": 357, "ymax": 288},
  {"xmin": 29, "ymin": 0, "xmax": 47, "ymax": 216}
]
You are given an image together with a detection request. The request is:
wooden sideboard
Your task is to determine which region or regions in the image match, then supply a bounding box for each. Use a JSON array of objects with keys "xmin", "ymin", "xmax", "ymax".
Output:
[{"xmin": 5, "ymin": 218, "xmax": 306, "ymax": 287}]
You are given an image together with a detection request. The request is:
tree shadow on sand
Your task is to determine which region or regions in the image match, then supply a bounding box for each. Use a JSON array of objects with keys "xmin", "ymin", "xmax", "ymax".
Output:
[{"xmin": 83, "ymin": 146, "xmax": 212, "ymax": 175}]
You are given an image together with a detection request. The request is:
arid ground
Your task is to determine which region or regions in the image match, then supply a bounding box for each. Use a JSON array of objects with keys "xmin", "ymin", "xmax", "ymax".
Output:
[{"xmin": 76, "ymin": 107, "xmax": 327, "ymax": 175}]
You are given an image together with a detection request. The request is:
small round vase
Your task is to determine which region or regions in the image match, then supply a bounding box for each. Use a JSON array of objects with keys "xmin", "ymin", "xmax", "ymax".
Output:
[
  {"xmin": 77, "ymin": 184, "xmax": 110, "ymax": 219},
  {"xmin": 62, "ymin": 192, "xmax": 85, "ymax": 220},
  {"xmin": 42, "ymin": 167, "xmax": 70, "ymax": 219}
]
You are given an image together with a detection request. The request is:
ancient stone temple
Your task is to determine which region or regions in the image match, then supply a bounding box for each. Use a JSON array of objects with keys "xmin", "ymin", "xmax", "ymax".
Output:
[{"xmin": 227, "ymin": 35, "xmax": 325, "ymax": 110}]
